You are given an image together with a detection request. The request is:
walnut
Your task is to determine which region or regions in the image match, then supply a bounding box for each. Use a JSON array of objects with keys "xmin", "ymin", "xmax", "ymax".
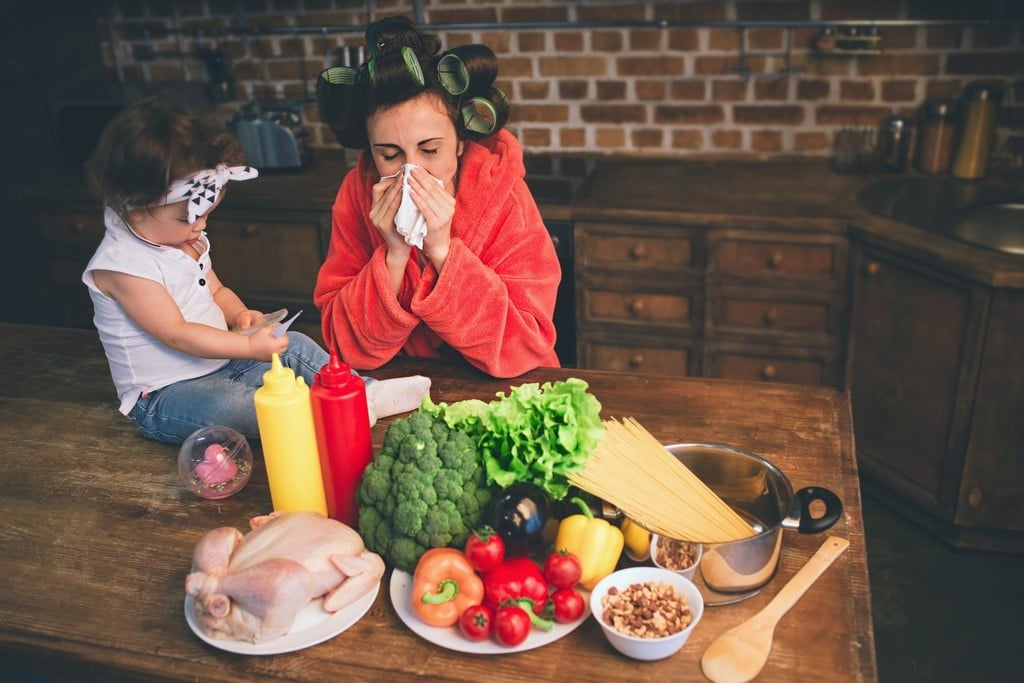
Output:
[
  {"xmin": 600, "ymin": 581, "xmax": 693, "ymax": 639},
  {"xmin": 655, "ymin": 537, "xmax": 699, "ymax": 570}
]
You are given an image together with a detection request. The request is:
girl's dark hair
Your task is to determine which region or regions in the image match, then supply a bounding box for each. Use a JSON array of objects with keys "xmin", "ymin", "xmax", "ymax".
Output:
[
  {"xmin": 85, "ymin": 97, "xmax": 244, "ymax": 211},
  {"xmin": 317, "ymin": 15, "xmax": 509, "ymax": 150}
]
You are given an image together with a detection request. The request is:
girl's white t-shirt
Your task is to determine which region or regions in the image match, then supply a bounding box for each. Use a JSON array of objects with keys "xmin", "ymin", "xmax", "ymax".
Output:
[{"xmin": 83, "ymin": 208, "xmax": 230, "ymax": 415}]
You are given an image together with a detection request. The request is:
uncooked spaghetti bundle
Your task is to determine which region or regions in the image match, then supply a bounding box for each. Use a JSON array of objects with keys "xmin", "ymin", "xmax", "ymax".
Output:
[{"xmin": 569, "ymin": 417, "xmax": 755, "ymax": 542}]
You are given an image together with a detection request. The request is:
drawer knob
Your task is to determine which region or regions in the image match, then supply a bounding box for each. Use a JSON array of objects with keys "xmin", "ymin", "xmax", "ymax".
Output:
[
  {"xmin": 630, "ymin": 243, "xmax": 647, "ymax": 260},
  {"xmin": 968, "ymin": 486, "xmax": 983, "ymax": 509},
  {"xmin": 865, "ymin": 260, "xmax": 881, "ymax": 277},
  {"xmin": 628, "ymin": 298, "xmax": 645, "ymax": 316},
  {"xmin": 768, "ymin": 251, "xmax": 784, "ymax": 268},
  {"xmin": 629, "ymin": 353, "xmax": 645, "ymax": 368},
  {"xmin": 243, "ymin": 224, "xmax": 259, "ymax": 237},
  {"xmin": 763, "ymin": 308, "xmax": 778, "ymax": 326},
  {"xmin": 760, "ymin": 364, "xmax": 777, "ymax": 380},
  {"xmin": 73, "ymin": 219, "xmax": 88, "ymax": 233}
]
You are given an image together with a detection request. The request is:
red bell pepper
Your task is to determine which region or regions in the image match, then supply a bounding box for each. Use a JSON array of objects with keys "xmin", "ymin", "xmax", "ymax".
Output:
[{"xmin": 483, "ymin": 557, "xmax": 554, "ymax": 630}]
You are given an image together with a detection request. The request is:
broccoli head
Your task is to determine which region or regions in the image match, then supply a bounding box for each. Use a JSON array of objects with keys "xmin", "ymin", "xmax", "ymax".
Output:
[{"xmin": 356, "ymin": 411, "xmax": 492, "ymax": 573}]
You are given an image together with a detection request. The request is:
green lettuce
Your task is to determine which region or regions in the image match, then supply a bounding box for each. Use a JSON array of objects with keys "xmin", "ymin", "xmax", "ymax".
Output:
[{"xmin": 420, "ymin": 379, "xmax": 604, "ymax": 500}]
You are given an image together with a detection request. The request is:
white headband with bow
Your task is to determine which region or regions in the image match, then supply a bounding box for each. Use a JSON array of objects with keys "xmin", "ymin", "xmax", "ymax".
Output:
[{"xmin": 152, "ymin": 164, "xmax": 259, "ymax": 224}]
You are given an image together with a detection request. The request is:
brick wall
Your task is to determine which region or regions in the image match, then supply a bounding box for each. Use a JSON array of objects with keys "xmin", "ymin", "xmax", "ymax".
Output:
[{"xmin": 94, "ymin": 0, "xmax": 1023, "ymax": 160}]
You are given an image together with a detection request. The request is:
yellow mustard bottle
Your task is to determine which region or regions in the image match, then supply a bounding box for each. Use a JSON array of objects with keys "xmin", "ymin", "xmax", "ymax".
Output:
[{"xmin": 253, "ymin": 353, "xmax": 328, "ymax": 515}]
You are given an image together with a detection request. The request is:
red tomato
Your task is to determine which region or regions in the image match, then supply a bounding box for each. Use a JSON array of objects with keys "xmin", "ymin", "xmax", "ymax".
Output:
[
  {"xmin": 550, "ymin": 588, "xmax": 585, "ymax": 623},
  {"xmin": 459, "ymin": 603, "xmax": 494, "ymax": 641},
  {"xmin": 493, "ymin": 604, "xmax": 532, "ymax": 646},
  {"xmin": 464, "ymin": 526, "xmax": 506, "ymax": 573},
  {"xmin": 543, "ymin": 549, "xmax": 582, "ymax": 589}
]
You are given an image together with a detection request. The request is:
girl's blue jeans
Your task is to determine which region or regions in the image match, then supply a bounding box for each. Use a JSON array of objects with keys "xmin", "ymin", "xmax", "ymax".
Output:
[{"xmin": 128, "ymin": 332, "xmax": 330, "ymax": 444}]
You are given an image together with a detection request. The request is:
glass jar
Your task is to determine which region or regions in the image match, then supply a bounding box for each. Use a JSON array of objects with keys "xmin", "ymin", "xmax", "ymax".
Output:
[
  {"xmin": 876, "ymin": 114, "xmax": 912, "ymax": 172},
  {"xmin": 915, "ymin": 99, "xmax": 957, "ymax": 175},
  {"xmin": 951, "ymin": 84, "xmax": 1004, "ymax": 180}
]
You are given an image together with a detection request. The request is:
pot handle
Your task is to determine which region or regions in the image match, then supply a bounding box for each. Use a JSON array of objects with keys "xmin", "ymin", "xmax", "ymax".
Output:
[{"xmin": 794, "ymin": 486, "xmax": 843, "ymax": 534}]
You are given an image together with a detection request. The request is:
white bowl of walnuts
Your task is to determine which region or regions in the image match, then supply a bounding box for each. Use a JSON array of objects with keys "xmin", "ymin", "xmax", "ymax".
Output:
[{"xmin": 589, "ymin": 566, "xmax": 704, "ymax": 661}]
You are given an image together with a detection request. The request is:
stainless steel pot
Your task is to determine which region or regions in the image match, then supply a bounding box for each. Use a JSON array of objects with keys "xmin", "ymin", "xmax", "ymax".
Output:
[{"xmin": 667, "ymin": 443, "xmax": 842, "ymax": 593}]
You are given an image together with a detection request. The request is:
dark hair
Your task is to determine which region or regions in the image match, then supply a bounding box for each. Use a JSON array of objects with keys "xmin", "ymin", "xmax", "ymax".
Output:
[
  {"xmin": 85, "ymin": 97, "xmax": 244, "ymax": 211},
  {"xmin": 317, "ymin": 15, "xmax": 509, "ymax": 150}
]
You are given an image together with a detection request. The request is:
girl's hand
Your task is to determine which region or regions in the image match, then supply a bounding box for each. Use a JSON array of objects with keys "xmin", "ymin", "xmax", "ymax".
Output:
[
  {"xmin": 232, "ymin": 309, "xmax": 263, "ymax": 332},
  {"xmin": 246, "ymin": 326, "xmax": 289, "ymax": 360},
  {"xmin": 410, "ymin": 166, "xmax": 455, "ymax": 268},
  {"xmin": 370, "ymin": 173, "xmax": 410, "ymax": 257}
]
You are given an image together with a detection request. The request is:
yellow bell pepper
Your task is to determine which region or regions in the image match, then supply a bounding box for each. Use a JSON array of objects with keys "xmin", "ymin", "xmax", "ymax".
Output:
[
  {"xmin": 553, "ymin": 497, "xmax": 624, "ymax": 589},
  {"xmin": 621, "ymin": 517, "xmax": 651, "ymax": 561}
]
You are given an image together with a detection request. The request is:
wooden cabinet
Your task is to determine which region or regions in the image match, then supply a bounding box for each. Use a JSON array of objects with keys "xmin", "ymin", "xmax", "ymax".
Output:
[
  {"xmin": 847, "ymin": 240, "xmax": 1024, "ymax": 551},
  {"xmin": 575, "ymin": 221, "xmax": 703, "ymax": 377},
  {"xmin": 574, "ymin": 220, "xmax": 848, "ymax": 386},
  {"xmin": 705, "ymin": 229, "xmax": 847, "ymax": 385},
  {"xmin": 37, "ymin": 206, "xmax": 106, "ymax": 328},
  {"xmin": 34, "ymin": 198, "xmax": 329, "ymax": 341},
  {"xmin": 204, "ymin": 210, "xmax": 328, "ymax": 339},
  {"xmin": 30, "ymin": 152, "xmax": 349, "ymax": 339}
]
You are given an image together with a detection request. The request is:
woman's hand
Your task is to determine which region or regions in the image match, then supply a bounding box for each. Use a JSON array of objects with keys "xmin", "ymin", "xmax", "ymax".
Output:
[
  {"xmin": 371, "ymin": 172, "xmax": 413, "ymax": 294},
  {"xmin": 410, "ymin": 166, "xmax": 455, "ymax": 269},
  {"xmin": 370, "ymin": 173, "xmax": 410, "ymax": 256}
]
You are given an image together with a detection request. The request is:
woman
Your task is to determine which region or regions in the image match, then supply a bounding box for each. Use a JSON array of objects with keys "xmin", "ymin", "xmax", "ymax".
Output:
[{"xmin": 314, "ymin": 16, "xmax": 560, "ymax": 378}]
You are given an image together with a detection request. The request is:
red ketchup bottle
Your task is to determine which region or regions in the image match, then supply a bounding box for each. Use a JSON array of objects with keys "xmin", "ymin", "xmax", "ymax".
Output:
[{"xmin": 310, "ymin": 349, "xmax": 373, "ymax": 527}]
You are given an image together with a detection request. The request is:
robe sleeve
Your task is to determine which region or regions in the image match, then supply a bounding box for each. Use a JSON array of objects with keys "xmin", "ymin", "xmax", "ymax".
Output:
[
  {"xmin": 314, "ymin": 169, "xmax": 420, "ymax": 369},
  {"xmin": 410, "ymin": 193, "xmax": 560, "ymax": 377}
]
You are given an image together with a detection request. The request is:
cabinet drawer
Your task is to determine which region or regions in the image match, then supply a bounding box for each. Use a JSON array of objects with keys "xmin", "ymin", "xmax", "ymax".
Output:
[
  {"xmin": 580, "ymin": 337, "xmax": 692, "ymax": 376},
  {"xmin": 38, "ymin": 211, "xmax": 104, "ymax": 247},
  {"xmin": 714, "ymin": 236, "xmax": 839, "ymax": 280},
  {"xmin": 579, "ymin": 222, "xmax": 696, "ymax": 272},
  {"xmin": 717, "ymin": 297, "xmax": 828, "ymax": 333},
  {"xmin": 706, "ymin": 344, "xmax": 837, "ymax": 386},
  {"xmin": 709, "ymin": 287, "xmax": 839, "ymax": 339},
  {"xmin": 581, "ymin": 286, "xmax": 695, "ymax": 329},
  {"xmin": 208, "ymin": 216, "xmax": 325, "ymax": 298}
]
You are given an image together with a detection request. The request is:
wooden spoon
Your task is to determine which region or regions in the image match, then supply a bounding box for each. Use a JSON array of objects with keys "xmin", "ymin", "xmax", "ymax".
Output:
[{"xmin": 701, "ymin": 536, "xmax": 850, "ymax": 683}]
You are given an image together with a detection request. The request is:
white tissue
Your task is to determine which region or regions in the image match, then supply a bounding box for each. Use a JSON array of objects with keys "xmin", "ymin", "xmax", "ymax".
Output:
[{"xmin": 392, "ymin": 164, "xmax": 443, "ymax": 249}]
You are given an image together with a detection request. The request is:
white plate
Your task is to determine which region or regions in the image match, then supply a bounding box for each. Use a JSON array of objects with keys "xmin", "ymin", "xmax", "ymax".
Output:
[
  {"xmin": 390, "ymin": 570, "xmax": 590, "ymax": 654},
  {"xmin": 184, "ymin": 581, "xmax": 379, "ymax": 655}
]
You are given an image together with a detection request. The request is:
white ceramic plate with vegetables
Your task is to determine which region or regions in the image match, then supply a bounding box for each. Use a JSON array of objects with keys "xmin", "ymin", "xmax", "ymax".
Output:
[{"xmin": 390, "ymin": 570, "xmax": 590, "ymax": 654}]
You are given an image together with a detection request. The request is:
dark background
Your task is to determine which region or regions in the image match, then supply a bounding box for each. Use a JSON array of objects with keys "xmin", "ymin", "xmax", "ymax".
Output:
[{"xmin": 1, "ymin": 2, "xmax": 109, "ymax": 326}]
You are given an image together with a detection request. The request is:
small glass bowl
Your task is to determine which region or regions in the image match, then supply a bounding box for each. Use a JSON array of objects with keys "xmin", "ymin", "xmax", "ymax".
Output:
[
  {"xmin": 178, "ymin": 426, "xmax": 253, "ymax": 500},
  {"xmin": 650, "ymin": 534, "xmax": 703, "ymax": 581}
]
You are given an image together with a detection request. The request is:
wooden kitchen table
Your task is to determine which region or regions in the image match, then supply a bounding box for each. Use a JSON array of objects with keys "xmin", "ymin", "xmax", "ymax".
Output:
[{"xmin": 0, "ymin": 323, "xmax": 876, "ymax": 682}]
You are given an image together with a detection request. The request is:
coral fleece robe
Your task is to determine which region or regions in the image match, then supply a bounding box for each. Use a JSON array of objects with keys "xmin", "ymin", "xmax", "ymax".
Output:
[{"xmin": 314, "ymin": 129, "xmax": 561, "ymax": 377}]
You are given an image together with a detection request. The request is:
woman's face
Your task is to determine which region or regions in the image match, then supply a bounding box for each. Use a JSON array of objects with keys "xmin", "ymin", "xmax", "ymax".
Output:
[{"xmin": 367, "ymin": 92, "xmax": 463, "ymax": 191}]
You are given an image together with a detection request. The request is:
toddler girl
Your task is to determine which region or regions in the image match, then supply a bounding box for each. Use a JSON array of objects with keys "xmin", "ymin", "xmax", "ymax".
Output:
[{"xmin": 82, "ymin": 97, "xmax": 329, "ymax": 444}]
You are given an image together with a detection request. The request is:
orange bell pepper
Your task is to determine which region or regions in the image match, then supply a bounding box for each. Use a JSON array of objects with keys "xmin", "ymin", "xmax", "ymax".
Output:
[{"xmin": 411, "ymin": 547, "xmax": 485, "ymax": 627}]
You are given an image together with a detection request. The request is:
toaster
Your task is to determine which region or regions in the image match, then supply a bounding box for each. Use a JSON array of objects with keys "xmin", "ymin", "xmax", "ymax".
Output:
[{"xmin": 232, "ymin": 100, "xmax": 312, "ymax": 170}]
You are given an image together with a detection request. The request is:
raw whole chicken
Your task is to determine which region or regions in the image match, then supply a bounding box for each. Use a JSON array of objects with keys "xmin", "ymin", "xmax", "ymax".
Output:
[{"xmin": 185, "ymin": 511, "xmax": 385, "ymax": 643}]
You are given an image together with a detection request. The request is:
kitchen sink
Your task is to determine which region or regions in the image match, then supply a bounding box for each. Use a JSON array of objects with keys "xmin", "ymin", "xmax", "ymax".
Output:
[
  {"xmin": 858, "ymin": 177, "xmax": 1024, "ymax": 256},
  {"xmin": 933, "ymin": 203, "xmax": 1024, "ymax": 256}
]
